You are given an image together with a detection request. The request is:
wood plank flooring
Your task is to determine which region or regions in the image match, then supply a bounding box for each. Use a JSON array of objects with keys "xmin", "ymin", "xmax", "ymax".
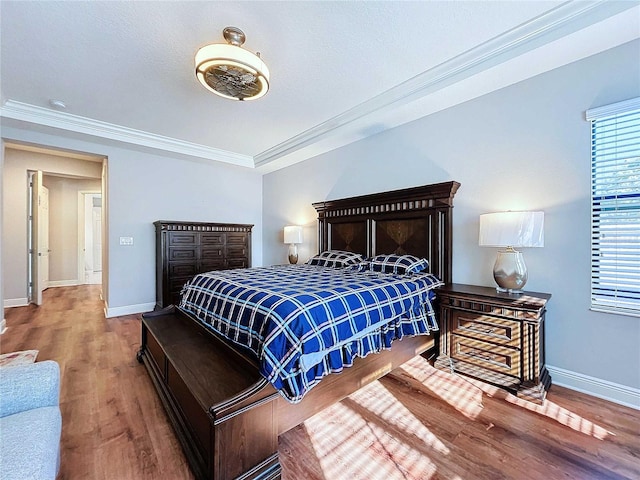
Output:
[{"xmin": 2, "ymin": 286, "xmax": 639, "ymax": 480}]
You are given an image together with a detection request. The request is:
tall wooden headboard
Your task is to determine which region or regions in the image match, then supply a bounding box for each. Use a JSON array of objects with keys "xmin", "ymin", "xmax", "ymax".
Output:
[{"xmin": 313, "ymin": 181, "xmax": 460, "ymax": 284}]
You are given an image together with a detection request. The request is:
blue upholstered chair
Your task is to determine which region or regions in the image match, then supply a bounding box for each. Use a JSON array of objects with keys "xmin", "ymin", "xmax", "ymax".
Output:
[{"xmin": 0, "ymin": 360, "xmax": 62, "ymax": 480}]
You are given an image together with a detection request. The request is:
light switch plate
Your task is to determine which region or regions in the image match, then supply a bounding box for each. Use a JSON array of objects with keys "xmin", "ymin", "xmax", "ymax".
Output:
[{"xmin": 119, "ymin": 236, "xmax": 134, "ymax": 246}]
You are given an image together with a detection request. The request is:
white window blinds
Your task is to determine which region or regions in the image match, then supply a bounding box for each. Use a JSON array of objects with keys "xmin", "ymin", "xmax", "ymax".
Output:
[{"xmin": 587, "ymin": 97, "xmax": 640, "ymax": 316}]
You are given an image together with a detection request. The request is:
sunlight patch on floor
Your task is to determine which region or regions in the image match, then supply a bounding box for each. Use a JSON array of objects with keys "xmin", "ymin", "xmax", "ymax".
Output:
[
  {"xmin": 348, "ymin": 381, "xmax": 449, "ymax": 455},
  {"xmin": 398, "ymin": 356, "xmax": 485, "ymax": 419},
  {"xmin": 399, "ymin": 356, "xmax": 613, "ymax": 440},
  {"xmin": 303, "ymin": 380, "xmax": 446, "ymax": 479},
  {"xmin": 501, "ymin": 387, "xmax": 613, "ymax": 440}
]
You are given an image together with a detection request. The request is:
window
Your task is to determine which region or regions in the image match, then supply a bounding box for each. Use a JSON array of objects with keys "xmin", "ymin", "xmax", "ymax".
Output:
[{"xmin": 587, "ymin": 97, "xmax": 640, "ymax": 316}]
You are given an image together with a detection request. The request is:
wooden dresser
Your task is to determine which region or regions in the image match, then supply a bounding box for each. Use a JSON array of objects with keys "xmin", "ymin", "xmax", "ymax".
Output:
[
  {"xmin": 434, "ymin": 283, "xmax": 551, "ymax": 404},
  {"xmin": 154, "ymin": 221, "xmax": 253, "ymax": 309}
]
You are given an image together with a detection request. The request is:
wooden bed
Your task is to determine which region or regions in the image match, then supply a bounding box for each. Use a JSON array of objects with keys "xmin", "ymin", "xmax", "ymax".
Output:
[{"xmin": 137, "ymin": 181, "xmax": 460, "ymax": 480}]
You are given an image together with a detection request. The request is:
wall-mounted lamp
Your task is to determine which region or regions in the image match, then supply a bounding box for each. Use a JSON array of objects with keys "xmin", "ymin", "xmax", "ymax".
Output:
[
  {"xmin": 284, "ymin": 225, "xmax": 303, "ymax": 264},
  {"xmin": 479, "ymin": 211, "xmax": 544, "ymax": 293}
]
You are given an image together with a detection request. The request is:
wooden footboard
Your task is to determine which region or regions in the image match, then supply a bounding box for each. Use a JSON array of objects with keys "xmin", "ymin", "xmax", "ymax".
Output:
[{"xmin": 138, "ymin": 306, "xmax": 436, "ymax": 480}]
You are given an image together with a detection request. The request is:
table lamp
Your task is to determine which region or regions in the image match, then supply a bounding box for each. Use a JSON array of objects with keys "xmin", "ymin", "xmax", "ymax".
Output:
[
  {"xmin": 284, "ymin": 225, "xmax": 303, "ymax": 264},
  {"xmin": 479, "ymin": 211, "xmax": 544, "ymax": 293}
]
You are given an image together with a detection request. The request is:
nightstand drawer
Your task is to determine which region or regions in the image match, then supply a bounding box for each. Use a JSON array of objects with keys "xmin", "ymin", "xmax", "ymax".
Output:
[
  {"xmin": 451, "ymin": 310, "xmax": 520, "ymax": 347},
  {"xmin": 452, "ymin": 335, "xmax": 520, "ymax": 377}
]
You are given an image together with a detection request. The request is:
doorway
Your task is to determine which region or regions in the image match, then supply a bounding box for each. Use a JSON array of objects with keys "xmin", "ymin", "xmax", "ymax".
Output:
[
  {"xmin": 27, "ymin": 172, "xmax": 104, "ymax": 306},
  {"xmin": 79, "ymin": 192, "xmax": 102, "ymax": 285},
  {"xmin": 3, "ymin": 143, "xmax": 106, "ymax": 312}
]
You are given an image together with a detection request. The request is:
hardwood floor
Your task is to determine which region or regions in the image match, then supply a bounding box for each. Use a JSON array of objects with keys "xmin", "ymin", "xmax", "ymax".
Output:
[{"xmin": 3, "ymin": 286, "xmax": 639, "ymax": 480}]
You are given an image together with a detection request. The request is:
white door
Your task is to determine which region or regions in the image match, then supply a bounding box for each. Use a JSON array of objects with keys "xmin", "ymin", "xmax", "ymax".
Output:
[
  {"xmin": 38, "ymin": 184, "xmax": 50, "ymax": 299},
  {"xmin": 92, "ymin": 203, "xmax": 102, "ymax": 271},
  {"xmin": 81, "ymin": 193, "xmax": 102, "ymax": 284},
  {"xmin": 30, "ymin": 171, "xmax": 49, "ymax": 305}
]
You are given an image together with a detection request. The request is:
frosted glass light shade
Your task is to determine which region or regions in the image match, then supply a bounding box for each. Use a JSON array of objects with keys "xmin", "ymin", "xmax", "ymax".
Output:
[
  {"xmin": 284, "ymin": 225, "xmax": 303, "ymax": 245},
  {"xmin": 479, "ymin": 211, "xmax": 544, "ymax": 248},
  {"xmin": 195, "ymin": 27, "xmax": 270, "ymax": 101}
]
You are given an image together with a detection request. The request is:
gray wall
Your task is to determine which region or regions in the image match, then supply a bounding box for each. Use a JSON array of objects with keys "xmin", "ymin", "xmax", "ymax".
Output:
[
  {"xmin": 263, "ymin": 40, "xmax": 640, "ymax": 392},
  {"xmin": 1, "ymin": 129, "xmax": 263, "ymax": 314}
]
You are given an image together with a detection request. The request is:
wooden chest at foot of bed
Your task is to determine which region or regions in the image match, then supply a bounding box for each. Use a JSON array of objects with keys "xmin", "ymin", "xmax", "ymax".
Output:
[{"xmin": 137, "ymin": 306, "xmax": 281, "ymax": 480}]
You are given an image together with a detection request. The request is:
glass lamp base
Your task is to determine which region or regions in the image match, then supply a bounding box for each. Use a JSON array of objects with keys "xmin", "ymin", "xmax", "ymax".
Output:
[
  {"xmin": 288, "ymin": 244, "xmax": 299, "ymax": 264},
  {"xmin": 493, "ymin": 249, "xmax": 528, "ymax": 293}
]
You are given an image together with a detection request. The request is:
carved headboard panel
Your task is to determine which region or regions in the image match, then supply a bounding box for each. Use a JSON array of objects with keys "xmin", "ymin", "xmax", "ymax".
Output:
[{"xmin": 313, "ymin": 181, "xmax": 460, "ymax": 284}]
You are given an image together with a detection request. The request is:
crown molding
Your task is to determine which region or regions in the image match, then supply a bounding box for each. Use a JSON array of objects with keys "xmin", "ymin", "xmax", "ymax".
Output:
[
  {"xmin": 254, "ymin": 1, "xmax": 638, "ymax": 167},
  {"xmin": 0, "ymin": 100, "xmax": 254, "ymax": 168}
]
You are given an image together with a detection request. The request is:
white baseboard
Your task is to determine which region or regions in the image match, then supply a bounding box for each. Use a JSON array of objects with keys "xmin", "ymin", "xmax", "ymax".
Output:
[
  {"xmin": 104, "ymin": 301, "xmax": 156, "ymax": 318},
  {"xmin": 49, "ymin": 280, "xmax": 80, "ymax": 287},
  {"xmin": 0, "ymin": 318, "xmax": 6, "ymax": 334},
  {"xmin": 4, "ymin": 298, "xmax": 28, "ymax": 308},
  {"xmin": 547, "ymin": 364, "xmax": 640, "ymax": 410}
]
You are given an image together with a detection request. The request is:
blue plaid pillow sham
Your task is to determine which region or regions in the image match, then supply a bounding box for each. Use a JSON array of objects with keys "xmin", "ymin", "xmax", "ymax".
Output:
[
  {"xmin": 307, "ymin": 250, "xmax": 365, "ymax": 268},
  {"xmin": 355, "ymin": 254, "xmax": 430, "ymax": 275}
]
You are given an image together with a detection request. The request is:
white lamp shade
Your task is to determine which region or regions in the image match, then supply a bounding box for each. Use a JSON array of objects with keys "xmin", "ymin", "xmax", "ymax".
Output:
[
  {"xmin": 479, "ymin": 211, "xmax": 544, "ymax": 248},
  {"xmin": 284, "ymin": 225, "xmax": 303, "ymax": 244}
]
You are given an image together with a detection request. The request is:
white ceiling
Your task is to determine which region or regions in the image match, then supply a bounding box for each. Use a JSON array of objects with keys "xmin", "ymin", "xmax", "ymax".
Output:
[{"xmin": 1, "ymin": 1, "xmax": 638, "ymax": 172}]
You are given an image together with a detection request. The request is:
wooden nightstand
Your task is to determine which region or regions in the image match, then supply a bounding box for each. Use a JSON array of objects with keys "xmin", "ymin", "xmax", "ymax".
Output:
[{"xmin": 434, "ymin": 283, "xmax": 551, "ymax": 404}]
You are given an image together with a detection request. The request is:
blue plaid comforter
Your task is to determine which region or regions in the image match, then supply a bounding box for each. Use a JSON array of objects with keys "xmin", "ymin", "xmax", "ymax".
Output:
[{"xmin": 179, "ymin": 264, "xmax": 442, "ymax": 403}]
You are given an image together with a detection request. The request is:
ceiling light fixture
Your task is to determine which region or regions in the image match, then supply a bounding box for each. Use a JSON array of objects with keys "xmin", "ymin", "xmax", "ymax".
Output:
[{"xmin": 195, "ymin": 26, "xmax": 269, "ymax": 101}]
